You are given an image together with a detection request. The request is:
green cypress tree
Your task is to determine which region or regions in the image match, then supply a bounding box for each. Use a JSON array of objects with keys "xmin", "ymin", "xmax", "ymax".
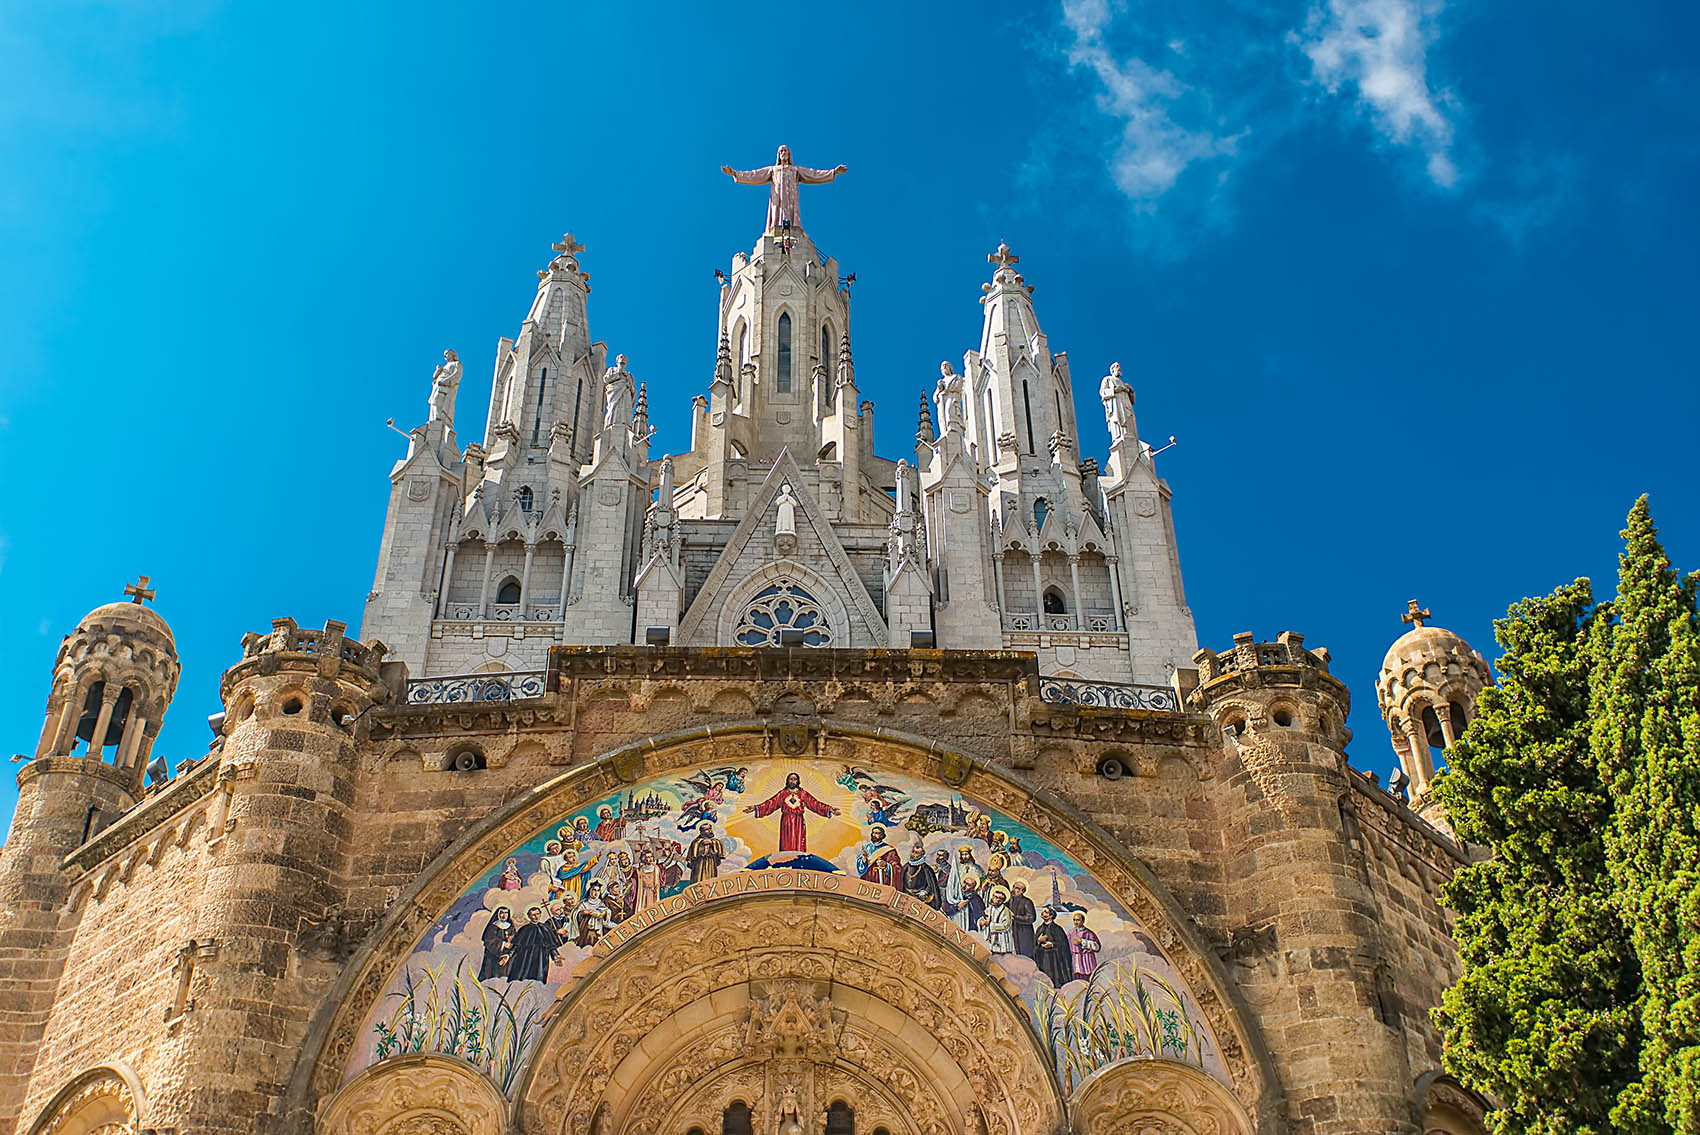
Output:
[
  {"xmin": 1434, "ymin": 580, "xmax": 1645, "ymax": 1134},
  {"xmin": 1593, "ymin": 497, "xmax": 1700, "ymax": 1132}
]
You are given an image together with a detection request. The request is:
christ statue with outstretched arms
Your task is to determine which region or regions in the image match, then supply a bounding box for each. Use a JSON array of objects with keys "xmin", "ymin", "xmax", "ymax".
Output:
[{"xmin": 722, "ymin": 145, "xmax": 848, "ymax": 235}]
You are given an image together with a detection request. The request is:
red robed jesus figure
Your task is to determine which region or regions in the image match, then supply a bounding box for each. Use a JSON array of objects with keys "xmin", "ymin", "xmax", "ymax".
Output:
[{"xmin": 743, "ymin": 772, "xmax": 839, "ymax": 853}]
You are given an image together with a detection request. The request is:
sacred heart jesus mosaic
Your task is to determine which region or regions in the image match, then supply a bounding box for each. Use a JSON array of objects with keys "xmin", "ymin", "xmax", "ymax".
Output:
[{"xmin": 347, "ymin": 760, "xmax": 1227, "ymax": 1097}]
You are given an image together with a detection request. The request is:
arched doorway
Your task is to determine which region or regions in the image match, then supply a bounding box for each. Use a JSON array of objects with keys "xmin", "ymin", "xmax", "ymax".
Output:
[{"xmin": 517, "ymin": 890, "xmax": 1060, "ymax": 1135}]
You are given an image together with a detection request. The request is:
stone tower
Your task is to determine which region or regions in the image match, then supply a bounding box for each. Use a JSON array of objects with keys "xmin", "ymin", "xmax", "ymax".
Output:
[
  {"xmin": 1374, "ymin": 601, "xmax": 1491, "ymax": 830},
  {"xmin": 1190, "ymin": 632, "xmax": 1424, "ymax": 1133},
  {"xmin": 0, "ymin": 581, "xmax": 180, "ymax": 1133}
]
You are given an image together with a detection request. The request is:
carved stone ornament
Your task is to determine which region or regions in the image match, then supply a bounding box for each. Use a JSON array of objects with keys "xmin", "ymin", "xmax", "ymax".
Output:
[
  {"xmin": 518, "ymin": 893, "xmax": 1062, "ymax": 1135},
  {"xmin": 318, "ymin": 1054, "xmax": 506, "ymax": 1135},
  {"xmin": 1069, "ymin": 1058, "xmax": 1253, "ymax": 1135}
]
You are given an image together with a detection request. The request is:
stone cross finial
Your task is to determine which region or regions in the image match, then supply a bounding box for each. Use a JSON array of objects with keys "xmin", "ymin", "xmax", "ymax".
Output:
[
  {"xmin": 124, "ymin": 576, "xmax": 156, "ymax": 605},
  {"xmin": 989, "ymin": 242, "xmax": 1019, "ymax": 269},
  {"xmin": 552, "ymin": 234, "xmax": 584, "ymax": 257},
  {"xmin": 1402, "ymin": 599, "xmax": 1431, "ymax": 628}
]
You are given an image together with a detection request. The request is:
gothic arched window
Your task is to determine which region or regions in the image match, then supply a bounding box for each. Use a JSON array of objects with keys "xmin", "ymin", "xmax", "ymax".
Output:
[
  {"xmin": 777, "ymin": 313, "xmax": 793, "ymax": 393},
  {"xmin": 1034, "ymin": 497, "xmax": 1050, "ymax": 531},
  {"xmin": 826, "ymin": 1102, "xmax": 854, "ymax": 1135},
  {"xmin": 1043, "ymin": 588, "xmax": 1068, "ymax": 615},
  {"xmin": 735, "ymin": 582, "xmax": 833, "ymax": 647},
  {"xmin": 821, "ymin": 322, "xmax": 833, "ymax": 369},
  {"xmin": 495, "ymin": 577, "xmax": 522, "ymax": 605},
  {"xmin": 517, "ymin": 486, "xmax": 533, "ymax": 513}
]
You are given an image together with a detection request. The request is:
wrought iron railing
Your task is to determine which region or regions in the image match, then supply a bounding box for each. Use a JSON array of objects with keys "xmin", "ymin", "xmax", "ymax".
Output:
[
  {"xmin": 406, "ymin": 670, "xmax": 548, "ymax": 705},
  {"xmin": 1038, "ymin": 676, "xmax": 1181, "ymax": 713}
]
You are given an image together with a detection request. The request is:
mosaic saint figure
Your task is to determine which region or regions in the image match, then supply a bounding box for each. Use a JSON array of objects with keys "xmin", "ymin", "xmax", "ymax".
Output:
[
  {"xmin": 594, "ymin": 804, "xmax": 627, "ymax": 843},
  {"xmin": 902, "ymin": 838, "xmax": 941, "ymax": 909},
  {"xmin": 536, "ymin": 839, "xmax": 565, "ymax": 886},
  {"xmin": 1008, "ymin": 879, "xmax": 1038, "ymax": 958},
  {"xmin": 550, "ymin": 895, "xmax": 579, "ymax": 943},
  {"xmin": 549, "ymin": 847, "xmax": 598, "ymax": 903},
  {"xmin": 744, "ymin": 771, "xmax": 838, "ymax": 853},
  {"xmin": 688, "ymin": 822, "xmax": 725, "ymax": 883},
  {"xmin": 980, "ymin": 886, "xmax": 1014, "ymax": 954},
  {"xmin": 1070, "ymin": 911, "xmax": 1102, "ymax": 978},
  {"xmin": 961, "ymin": 875, "xmax": 986, "ymax": 936},
  {"xmin": 576, "ymin": 881, "xmax": 611, "ymax": 946},
  {"xmin": 856, "ymin": 825, "xmax": 903, "ymax": 887},
  {"xmin": 1034, "ymin": 907, "xmax": 1076, "ymax": 988},
  {"xmin": 982, "ymin": 852, "xmax": 1009, "ymax": 895},
  {"xmin": 628, "ymin": 849, "xmax": 663, "ymax": 913},
  {"xmin": 479, "ymin": 906, "xmax": 515, "ymax": 980},
  {"xmin": 508, "ymin": 906, "xmax": 560, "ymax": 983},
  {"xmin": 497, "ymin": 858, "xmax": 523, "ymax": 891}
]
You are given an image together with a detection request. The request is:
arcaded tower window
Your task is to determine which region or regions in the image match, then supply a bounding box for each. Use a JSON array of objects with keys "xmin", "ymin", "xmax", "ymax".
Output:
[
  {"xmin": 825, "ymin": 1101, "xmax": 854, "ymax": 1135},
  {"xmin": 777, "ymin": 312, "xmax": 793, "ymax": 393},
  {"xmin": 495, "ymin": 577, "xmax": 522, "ymax": 605},
  {"xmin": 735, "ymin": 581, "xmax": 833, "ymax": 647}
]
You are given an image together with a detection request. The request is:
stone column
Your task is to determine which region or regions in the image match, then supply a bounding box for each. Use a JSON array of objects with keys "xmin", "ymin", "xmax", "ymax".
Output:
[
  {"xmin": 1436, "ymin": 703, "xmax": 1459, "ymax": 749},
  {"xmin": 519, "ymin": 542, "xmax": 537, "ymax": 618},
  {"xmin": 559, "ymin": 538, "xmax": 576, "ymax": 627},
  {"xmin": 1067, "ymin": 554, "xmax": 1084, "ymax": 630},
  {"xmin": 86, "ymin": 686, "xmax": 120, "ymax": 761},
  {"xmin": 476, "ymin": 541, "xmax": 497, "ymax": 619},
  {"xmin": 1029, "ymin": 553, "xmax": 1044, "ymax": 622},
  {"xmin": 117, "ymin": 714, "xmax": 148, "ymax": 772},
  {"xmin": 1105, "ymin": 554, "xmax": 1126, "ymax": 632},
  {"xmin": 991, "ymin": 551, "xmax": 1006, "ymax": 626},
  {"xmin": 43, "ymin": 681, "xmax": 81, "ymax": 757},
  {"xmin": 1402, "ymin": 719, "xmax": 1434, "ymax": 794},
  {"xmin": 435, "ymin": 540, "xmax": 458, "ymax": 617}
]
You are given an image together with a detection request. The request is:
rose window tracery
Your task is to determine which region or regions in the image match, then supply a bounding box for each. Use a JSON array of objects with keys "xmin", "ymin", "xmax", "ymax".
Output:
[{"xmin": 734, "ymin": 582, "xmax": 834, "ymax": 647}]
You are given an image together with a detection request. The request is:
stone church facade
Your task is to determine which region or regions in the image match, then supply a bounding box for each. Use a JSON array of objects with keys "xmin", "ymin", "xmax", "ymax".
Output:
[{"xmin": 0, "ymin": 155, "xmax": 1494, "ymax": 1135}]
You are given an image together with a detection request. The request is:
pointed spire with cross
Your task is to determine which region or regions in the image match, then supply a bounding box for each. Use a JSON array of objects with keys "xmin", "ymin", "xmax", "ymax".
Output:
[
  {"xmin": 123, "ymin": 576, "xmax": 156, "ymax": 605},
  {"xmin": 1401, "ymin": 599, "xmax": 1432, "ymax": 629}
]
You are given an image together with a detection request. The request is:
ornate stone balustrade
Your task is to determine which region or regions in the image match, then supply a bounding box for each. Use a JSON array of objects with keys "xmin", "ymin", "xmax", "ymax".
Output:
[
  {"xmin": 404, "ymin": 670, "xmax": 548, "ymax": 705},
  {"xmin": 1037, "ymin": 676, "xmax": 1182, "ymax": 713}
]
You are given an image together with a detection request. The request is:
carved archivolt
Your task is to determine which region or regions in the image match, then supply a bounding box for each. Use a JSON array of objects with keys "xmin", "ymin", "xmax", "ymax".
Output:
[
  {"xmin": 1069, "ymin": 1059, "xmax": 1253, "ymax": 1135},
  {"xmin": 317, "ymin": 1054, "xmax": 505, "ymax": 1135},
  {"xmin": 516, "ymin": 893, "xmax": 1062, "ymax": 1135},
  {"xmin": 27, "ymin": 1065, "xmax": 144, "ymax": 1135}
]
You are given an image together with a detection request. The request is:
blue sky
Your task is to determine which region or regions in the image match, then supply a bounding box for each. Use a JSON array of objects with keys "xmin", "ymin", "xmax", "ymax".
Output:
[{"xmin": 1, "ymin": 1, "xmax": 1696, "ymax": 828}]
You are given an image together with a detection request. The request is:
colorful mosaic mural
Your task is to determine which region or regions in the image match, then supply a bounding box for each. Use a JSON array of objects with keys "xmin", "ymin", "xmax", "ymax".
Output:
[{"xmin": 348, "ymin": 760, "xmax": 1227, "ymax": 1094}]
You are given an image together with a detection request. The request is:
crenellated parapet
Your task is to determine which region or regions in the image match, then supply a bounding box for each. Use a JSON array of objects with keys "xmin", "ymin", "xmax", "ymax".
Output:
[{"xmin": 1188, "ymin": 630, "xmax": 1351, "ymax": 750}]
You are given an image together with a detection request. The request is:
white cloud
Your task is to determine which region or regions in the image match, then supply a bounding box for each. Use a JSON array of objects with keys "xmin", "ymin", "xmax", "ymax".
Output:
[
  {"xmin": 1060, "ymin": 0, "xmax": 1243, "ymax": 204},
  {"xmin": 1294, "ymin": 0, "xmax": 1459, "ymax": 186}
]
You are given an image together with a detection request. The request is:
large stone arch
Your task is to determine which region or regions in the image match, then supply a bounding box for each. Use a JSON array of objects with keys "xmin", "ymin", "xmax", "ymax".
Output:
[
  {"xmin": 26, "ymin": 1064, "xmax": 146, "ymax": 1135},
  {"xmin": 287, "ymin": 723, "xmax": 1279, "ymax": 1132},
  {"xmin": 517, "ymin": 890, "xmax": 1060, "ymax": 1135}
]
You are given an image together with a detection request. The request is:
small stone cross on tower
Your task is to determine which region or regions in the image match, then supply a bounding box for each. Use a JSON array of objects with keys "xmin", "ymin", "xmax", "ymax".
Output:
[
  {"xmin": 552, "ymin": 233, "xmax": 584, "ymax": 259},
  {"xmin": 1401, "ymin": 599, "xmax": 1431, "ymax": 629},
  {"xmin": 989, "ymin": 242, "xmax": 1020, "ymax": 270},
  {"xmin": 124, "ymin": 576, "xmax": 156, "ymax": 605}
]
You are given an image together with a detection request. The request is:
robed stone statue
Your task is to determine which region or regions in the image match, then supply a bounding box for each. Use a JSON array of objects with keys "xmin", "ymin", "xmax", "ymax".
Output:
[{"xmin": 722, "ymin": 145, "xmax": 848, "ymax": 234}]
